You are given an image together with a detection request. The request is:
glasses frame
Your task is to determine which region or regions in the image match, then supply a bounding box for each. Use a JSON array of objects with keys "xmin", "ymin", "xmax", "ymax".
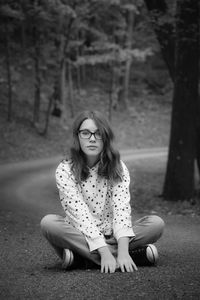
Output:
[{"xmin": 78, "ymin": 129, "xmax": 102, "ymax": 140}]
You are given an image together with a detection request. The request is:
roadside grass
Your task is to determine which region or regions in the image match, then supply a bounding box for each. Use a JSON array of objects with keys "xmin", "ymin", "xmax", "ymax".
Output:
[
  {"xmin": 0, "ymin": 87, "xmax": 170, "ymax": 163},
  {"xmin": 129, "ymin": 161, "xmax": 200, "ymax": 217}
]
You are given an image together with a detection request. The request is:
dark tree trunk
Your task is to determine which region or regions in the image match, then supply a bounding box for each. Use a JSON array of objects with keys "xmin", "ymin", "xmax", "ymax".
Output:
[
  {"xmin": 163, "ymin": 0, "xmax": 199, "ymax": 200},
  {"xmin": 67, "ymin": 61, "xmax": 74, "ymax": 118},
  {"xmin": 143, "ymin": 0, "xmax": 175, "ymax": 81},
  {"xmin": 196, "ymin": 99, "xmax": 200, "ymax": 180},
  {"xmin": 145, "ymin": 0, "xmax": 200, "ymax": 197},
  {"xmin": 33, "ymin": 41, "xmax": 41, "ymax": 125},
  {"xmin": 5, "ymin": 22, "xmax": 13, "ymax": 122},
  {"xmin": 42, "ymin": 94, "xmax": 53, "ymax": 136}
]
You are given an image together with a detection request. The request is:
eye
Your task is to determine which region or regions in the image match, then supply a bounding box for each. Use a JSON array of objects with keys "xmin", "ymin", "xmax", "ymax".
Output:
[
  {"xmin": 95, "ymin": 130, "xmax": 102, "ymax": 139},
  {"xmin": 79, "ymin": 130, "xmax": 91, "ymax": 139},
  {"xmin": 81, "ymin": 130, "xmax": 90, "ymax": 136}
]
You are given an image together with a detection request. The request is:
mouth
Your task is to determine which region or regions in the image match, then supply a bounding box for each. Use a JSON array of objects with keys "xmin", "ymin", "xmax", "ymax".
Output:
[{"xmin": 87, "ymin": 146, "xmax": 98, "ymax": 150}]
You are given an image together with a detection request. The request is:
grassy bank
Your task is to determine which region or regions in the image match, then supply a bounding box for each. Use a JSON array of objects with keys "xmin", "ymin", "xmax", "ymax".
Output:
[{"xmin": 0, "ymin": 88, "xmax": 171, "ymax": 164}]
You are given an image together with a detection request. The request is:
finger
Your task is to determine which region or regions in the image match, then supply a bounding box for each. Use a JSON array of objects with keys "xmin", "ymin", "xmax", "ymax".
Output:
[
  {"xmin": 104, "ymin": 265, "xmax": 108, "ymax": 273},
  {"xmin": 129, "ymin": 257, "xmax": 138, "ymax": 271},
  {"xmin": 101, "ymin": 263, "xmax": 107, "ymax": 273},
  {"xmin": 127, "ymin": 264, "xmax": 134, "ymax": 272},
  {"xmin": 120, "ymin": 264, "xmax": 125, "ymax": 273},
  {"xmin": 101, "ymin": 264, "xmax": 104, "ymax": 273},
  {"xmin": 132, "ymin": 261, "xmax": 138, "ymax": 271},
  {"xmin": 113, "ymin": 263, "xmax": 117, "ymax": 273},
  {"xmin": 111, "ymin": 265, "xmax": 115, "ymax": 273},
  {"xmin": 110, "ymin": 262, "xmax": 116, "ymax": 273},
  {"xmin": 124, "ymin": 263, "xmax": 133, "ymax": 273},
  {"xmin": 109, "ymin": 266, "xmax": 115, "ymax": 273}
]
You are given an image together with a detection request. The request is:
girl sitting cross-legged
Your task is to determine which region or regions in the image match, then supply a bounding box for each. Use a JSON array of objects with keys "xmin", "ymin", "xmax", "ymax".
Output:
[{"xmin": 41, "ymin": 110, "xmax": 165, "ymax": 273}]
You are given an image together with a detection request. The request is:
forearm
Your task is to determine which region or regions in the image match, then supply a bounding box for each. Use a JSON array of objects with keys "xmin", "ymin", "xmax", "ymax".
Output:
[
  {"xmin": 98, "ymin": 246, "xmax": 116, "ymax": 273},
  {"xmin": 118, "ymin": 236, "xmax": 130, "ymax": 256},
  {"xmin": 98, "ymin": 245, "xmax": 112, "ymax": 257},
  {"xmin": 117, "ymin": 237, "xmax": 138, "ymax": 272}
]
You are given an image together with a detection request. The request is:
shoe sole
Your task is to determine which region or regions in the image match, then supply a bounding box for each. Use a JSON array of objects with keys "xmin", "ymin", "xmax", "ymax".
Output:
[
  {"xmin": 146, "ymin": 244, "xmax": 158, "ymax": 264},
  {"xmin": 62, "ymin": 249, "xmax": 74, "ymax": 269}
]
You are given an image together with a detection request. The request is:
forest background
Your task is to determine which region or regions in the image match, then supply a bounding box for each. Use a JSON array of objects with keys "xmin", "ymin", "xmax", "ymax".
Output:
[{"xmin": 0, "ymin": 0, "xmax": 199, "ymax": 208}]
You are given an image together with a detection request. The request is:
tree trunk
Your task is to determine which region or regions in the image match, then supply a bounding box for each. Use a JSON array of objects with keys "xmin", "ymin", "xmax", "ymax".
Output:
[
  {"xmin": 123, "ymin": 8, "xmax": 134, "ymax": 108},
  {"xmin": 20, "ymin": 0, "xmax": 26, "ymax": 53},
  {"xmin": 33, "ymin": 42, "xmax": 41, "ymax": 125},
  {"xmin": 145, "ymin": 0, "xmax": 200, "ymax": 193},
  {"xmin": 5, "ymin": 22, "xmax": 13, "ymax": 122},
  {"xmin": 117, "ymin": 9, "xmax": 134, "ymax": 111},
  {"xmin": 163, "ymin": 0, "xmax": 199, "ymax": 200},
  {"xmin": 196, "ymin": 99, "xmax": 200, "ymax": 182},
  {"xmin": 42, "ymin": 94, "xmax": 53, "ymax": 136},
  {"xmin": 67, "ymin": 61, "xmax": 74, "ymax": 118},
  {"xmin": 56, "ymin": 17, "xmax": 74, "ymax": 123},
  {"xmin": 143, "ymin": 0, "xmax": 175, "ymax": 81},
  {"xmin": 108, "ymin": 65, "xmax": 114, "ymax": 121},
  {"xmin": 59, "ymin": 57, "xmax": 67, "ymax": 123},
  {"xmin": 75, "ymin": 46, "xmax": 81, "ymax": 92}
]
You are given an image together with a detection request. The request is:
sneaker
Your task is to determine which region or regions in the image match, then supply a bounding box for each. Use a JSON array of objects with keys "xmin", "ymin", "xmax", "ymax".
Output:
[
  {"xmin": 130, "ymin": 244, "xmax": 158, "ymax": 266},
  {"xmin": 62, "ymin": 249, "xmax": 74, "ymax": 269}
]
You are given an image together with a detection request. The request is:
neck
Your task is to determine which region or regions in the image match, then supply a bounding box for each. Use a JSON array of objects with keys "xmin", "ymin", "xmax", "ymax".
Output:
[{"xmin": 86, "ymin": 156, "xmax": 99, "ymax": 168}]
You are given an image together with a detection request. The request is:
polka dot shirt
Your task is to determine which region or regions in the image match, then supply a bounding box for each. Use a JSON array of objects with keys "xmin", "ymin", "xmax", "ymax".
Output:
[{"xmin": 55, "ymin": 159, "xmax": 135, "ymax": 252}]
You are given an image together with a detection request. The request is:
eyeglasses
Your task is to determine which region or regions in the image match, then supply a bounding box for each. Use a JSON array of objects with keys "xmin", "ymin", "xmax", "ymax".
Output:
[{"xmin": 78, "ymin": 129, "xmax": 102, "ymax": 140}]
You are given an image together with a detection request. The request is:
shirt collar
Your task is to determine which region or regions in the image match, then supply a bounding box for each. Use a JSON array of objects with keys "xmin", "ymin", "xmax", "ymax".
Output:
[{"xmin": 88, "ymin": 161, "xmax": 100, "ymax": 172}]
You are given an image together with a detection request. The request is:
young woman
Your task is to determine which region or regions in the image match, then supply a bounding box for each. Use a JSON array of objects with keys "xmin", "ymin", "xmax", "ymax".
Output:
[{"xmin": 41, "ymin": 110, "xmax": 164, "ymax": 273}]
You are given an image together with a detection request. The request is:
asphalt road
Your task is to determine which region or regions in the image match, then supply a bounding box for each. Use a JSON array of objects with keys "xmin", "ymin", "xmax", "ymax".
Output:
[{"xmin": 0, "ymin": 148, "xmax": 200, "ymax": 300}]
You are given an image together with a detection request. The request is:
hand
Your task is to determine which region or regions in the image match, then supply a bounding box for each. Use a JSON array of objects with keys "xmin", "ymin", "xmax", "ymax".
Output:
[
  {"xmin": 117, "ymin": 253, "xmax": 138, "ymax": 272},
  {"xmin": 117, "ymin": 237, "xmax": 138, "ymax": 272},
  {"xmin": 98, "ymin": 246, "xmax": 117, "ymax": 273}
]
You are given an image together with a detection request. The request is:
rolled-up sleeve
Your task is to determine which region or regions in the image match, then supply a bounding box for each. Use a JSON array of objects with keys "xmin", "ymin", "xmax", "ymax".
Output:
[
  {"xmin": 55, "ymin": 161, "xmax": 107, "ymax": 251},
  {"xmin": 112, "ymin": 161, "xmax": 135, "ymax": 241}
]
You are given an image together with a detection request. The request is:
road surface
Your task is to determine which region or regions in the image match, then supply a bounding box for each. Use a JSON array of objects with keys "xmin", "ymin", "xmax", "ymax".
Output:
[{"xmin": 0, "ymin": 147, "xmax": 200, "ymax": 300}]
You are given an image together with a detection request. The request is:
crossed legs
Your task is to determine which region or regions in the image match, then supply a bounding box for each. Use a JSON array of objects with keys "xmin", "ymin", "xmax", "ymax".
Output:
[{"xmin": 40, "ymin": 214, "xmax": 165, "ymax": 267}]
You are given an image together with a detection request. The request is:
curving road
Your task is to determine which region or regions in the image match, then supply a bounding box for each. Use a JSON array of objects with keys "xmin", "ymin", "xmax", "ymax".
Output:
[
  {"xmin": 0, "ymin": 147, "xmax": 168, "ymax": 216},
  {"xmin": 1, "ymin": 147, "xmax": 200, "ymax": 300}
]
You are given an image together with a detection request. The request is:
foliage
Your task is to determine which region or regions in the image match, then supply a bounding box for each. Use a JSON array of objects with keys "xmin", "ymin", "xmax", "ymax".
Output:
[{"xmin": 0, "ymin": 0, "xmax": 156, "ymax": 120}]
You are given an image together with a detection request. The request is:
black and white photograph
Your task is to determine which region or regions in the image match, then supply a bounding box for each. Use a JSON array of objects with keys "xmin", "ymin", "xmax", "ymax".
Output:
[{"xmin": 0, "ymin": 0, "xmax": 200, "ymax": 299}]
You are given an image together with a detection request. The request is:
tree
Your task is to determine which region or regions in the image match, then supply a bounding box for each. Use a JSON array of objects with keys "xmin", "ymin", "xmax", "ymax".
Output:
[
  {"xmin": 0, "ymin": 0, "xmax": 153, "ymax": 129},
  {"xmin": 145, "ymin": 0, "xmax": 199, "ymax": 200},
  {"xmin": 0, "ymin": 3, "xmax": 23, "ymax": 121},
  {"xmin": 74, "ymin": 0, "xmax": 152, "ymax": 116},
  {"xmin": 163, "ymin": 0, "xmax": 199, "ymax": 200},
  {"xmin": 143, "ymin": 0, "xmax": 175, "ymax": 81}
]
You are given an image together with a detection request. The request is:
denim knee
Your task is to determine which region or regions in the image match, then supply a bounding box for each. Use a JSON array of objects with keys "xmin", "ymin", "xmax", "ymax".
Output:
[
  {"xmin": 40, "ymin": 214, "xmax": 56, "ymax": 233},
  {"xmin": 151, "ymin": 215, "xmax": 165, "ymax": 235}
]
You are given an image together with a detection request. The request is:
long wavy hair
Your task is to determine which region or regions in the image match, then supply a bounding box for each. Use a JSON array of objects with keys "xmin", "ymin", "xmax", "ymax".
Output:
[{"xmin": 70, "ymin": 110, "xmax": 122, "ymax": 184}]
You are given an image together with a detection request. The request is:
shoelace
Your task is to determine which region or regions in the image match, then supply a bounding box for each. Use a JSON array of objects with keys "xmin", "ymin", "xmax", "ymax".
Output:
[{"xmin": 132, "ymin": 247, "xmax": 145, "ymax": 254}]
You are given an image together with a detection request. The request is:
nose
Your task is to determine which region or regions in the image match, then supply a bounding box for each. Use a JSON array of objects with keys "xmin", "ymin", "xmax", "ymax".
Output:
[{"xmin": 89, "ymin": 133, "xmax": 96, "ymax": 142}]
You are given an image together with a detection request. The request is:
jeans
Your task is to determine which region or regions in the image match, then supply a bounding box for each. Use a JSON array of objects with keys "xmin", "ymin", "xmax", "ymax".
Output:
[{"xmin": 40, "ymin": 214, "xmax": 165, "ymax": 266}]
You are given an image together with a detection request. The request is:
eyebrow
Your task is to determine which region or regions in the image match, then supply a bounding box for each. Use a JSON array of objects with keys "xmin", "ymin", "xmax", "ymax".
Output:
[{"xmin": 79, "ymin": 129, "xmax": 99, "ymax": 132}]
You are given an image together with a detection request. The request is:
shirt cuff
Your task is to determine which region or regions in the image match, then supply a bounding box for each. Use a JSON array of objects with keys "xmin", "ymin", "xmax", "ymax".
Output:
[
  {"xmin": 85, "ymin": 236, "xmax": 107, "ymax": 252},
  {"xmin": 114, "ymin": 227, "xmax": 135, "ymax": 241}
]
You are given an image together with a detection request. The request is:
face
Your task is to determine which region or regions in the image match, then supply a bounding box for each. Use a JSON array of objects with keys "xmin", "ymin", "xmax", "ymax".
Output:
[{"xmin": 78, "ymin": 118, "xmax": 104, "ymax": 167}]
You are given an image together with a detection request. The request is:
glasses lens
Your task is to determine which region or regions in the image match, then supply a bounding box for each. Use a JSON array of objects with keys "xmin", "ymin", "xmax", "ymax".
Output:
[
  {"xmin": 95, "ymin": 131, "xmax": 102, "ymax": 140},
  {"xmin": 79, "ymin": 130, "xmax": 102, "ymax": 140},
  {"xmin": 79, "ymin": 130, "xmax": 90, "ymax": 139}
]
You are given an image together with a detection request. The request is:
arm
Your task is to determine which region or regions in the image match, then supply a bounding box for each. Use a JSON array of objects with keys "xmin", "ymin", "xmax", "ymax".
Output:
[
  {"xmin": 117, "ymin": 237, "xmax": 138, "ymax": 272},
  {"xmin": 56, "ymin": 161, "xmax": 107, "ymax": 252},
  {"xmin": 98, "ymin": 246, "xmax": 117, "ymax": 273},
  {"xmin": 112, "ymin": 162, "xmax": 137, "ymax": 272},
  {"xmin": 112, "ymin": 161, "xmax": 135, "ymax": 241}
]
